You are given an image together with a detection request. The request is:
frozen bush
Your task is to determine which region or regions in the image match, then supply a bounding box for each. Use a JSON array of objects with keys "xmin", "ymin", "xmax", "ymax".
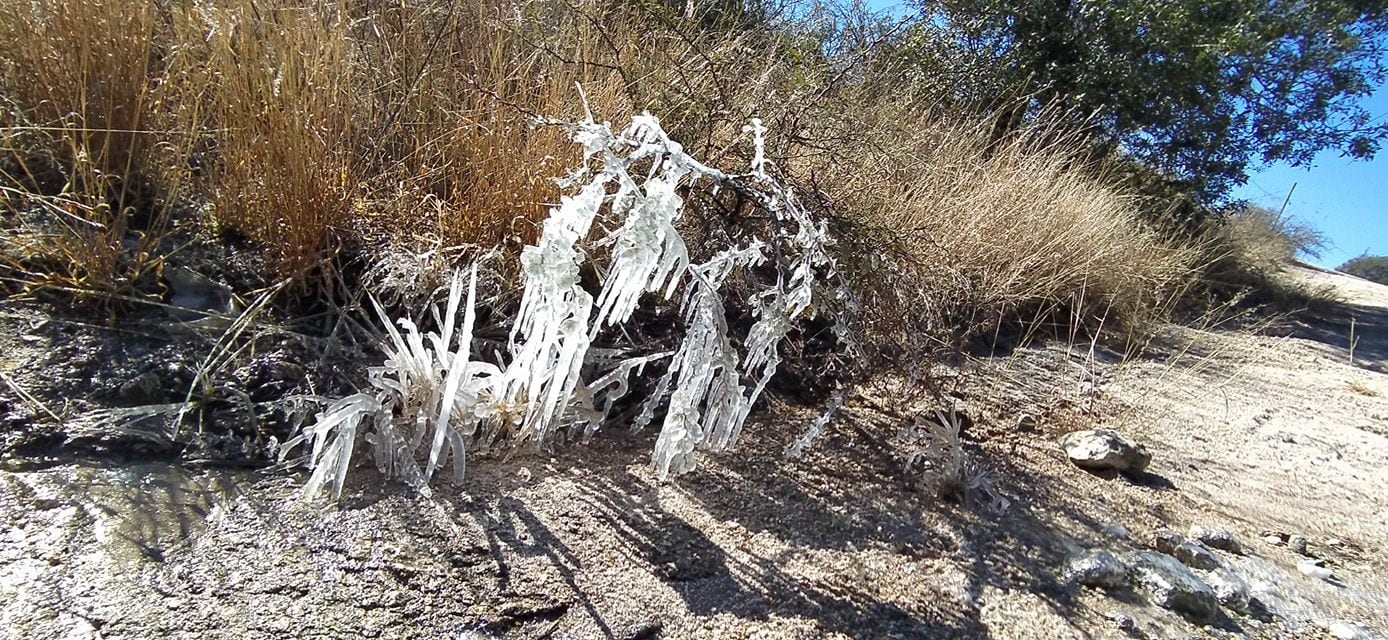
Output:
[{"xmin": 286, "ymin": 106, "xmax": 849, "ymax": 498}]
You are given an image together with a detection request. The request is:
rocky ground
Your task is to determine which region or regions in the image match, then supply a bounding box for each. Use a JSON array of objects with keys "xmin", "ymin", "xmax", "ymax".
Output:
[{"xmin": 0, "ymin": 264, "xmax": 1385, "ymax": 640}]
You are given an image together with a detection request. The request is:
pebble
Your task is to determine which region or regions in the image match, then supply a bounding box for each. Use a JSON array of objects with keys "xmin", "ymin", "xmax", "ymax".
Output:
[
  {"xmin": 1288, "ymin": 533, "xmax": 1309, "ymax": 556},
  {"xmin": 1153, "ymin": 529, "xmax": 1185, "ymax": 554},
  {"xmin": 1109, "ymin": 612, "xmax": 1138, "ymax": 634},
  {"xmin": 1188, "ymin": 525, "xmax": 1242, "ymax": 554},
  {"xmin": 1297, "ymin": 560, "xmax": 1335, "ymax": 582},
  {"xmin": 1329, "ymin": 622, "xmax": 1372, "ymax": 640}
]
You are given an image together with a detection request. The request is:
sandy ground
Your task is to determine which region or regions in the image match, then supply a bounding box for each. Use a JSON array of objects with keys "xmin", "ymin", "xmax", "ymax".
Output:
[{"xmin": 0, "ymin": 264, "xmax": 1385, "ymax": 639}]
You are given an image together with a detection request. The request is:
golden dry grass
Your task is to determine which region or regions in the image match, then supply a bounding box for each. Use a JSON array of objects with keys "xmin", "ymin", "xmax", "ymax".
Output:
[
  {"xmin": 1348, "ymin": 380, "xmax": 1378, "ymax": 397},
  {"xmin": 815, "ymin": 109, "xmax": 1197, "ymax": 353},
  {"xmin": 0, "ymin": 0, "xmax": 175, "ymax": 299}
]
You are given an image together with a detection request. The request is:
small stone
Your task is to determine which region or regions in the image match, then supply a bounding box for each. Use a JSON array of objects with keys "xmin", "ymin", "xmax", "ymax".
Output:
[
  {"xmin": 1101, "ymin": 523, "xmax": 1134, "ymax": 541},
  {"xmin": 1153, "ymin": 529, "xmax": 1185, "ymax": 554},
  {"xmin": 1297, "ymin": 560, "xmax": 1335, "ymax": 582},
  {"xmin": 118, "ymin": 370, "xmax": 164, "ymax": 403},
  {"xmin": 1173, "ymin": 541, "xmax": 1220, "ymax": 570},
  {"xmin": 1189, "ymin": 525, "xmax": 1242, "ymax": 554},
  {"xmin": 1262, "ymin": 534, "xmax": 1286, "ymax": 545},
  {"xmin": 1110, "ymin": 612, "xmax": 1138, "ymax": 634},
  {"xmin": 165, "ymin": 266, "xmax": 233, "ymax": 315},
  {"xmin": 516, "ymin": 467, "xmax": 533, "ymax": 482},
  {"xmin": 1288, "ymin": 534, "xmax": 1309, "ymax": 556},
  {"xmin": 1126, "ymin": 551, "xmax": 1221, "ymax": 620},
  {"xmin": 1059, "ymin": 429, "xmax": 1152, "ymax": 472},
  {"xmin": 1205, "ymin": 567, "xmax": 1250, "ymax": 613},
  {"xmin": 1329, "ymin": 622, "xmax": 1372, "ymax": 639},
  {"xmin": 1066, "ymin": 549, "xmax": 1130, "ymax": 590}
]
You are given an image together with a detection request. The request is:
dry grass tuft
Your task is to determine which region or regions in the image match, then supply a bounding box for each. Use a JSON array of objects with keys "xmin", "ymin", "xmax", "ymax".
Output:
[
  {"xmin": 817, "ymin": 110, "xmax": 1197, "ymax": 357},
  {"xmin": 172, "ymin": 0, "xmax": 630, "ymax": 283},
  {"xmin": 1348, "ymin": 380, "xmax": 1378, "ymax": 397},
  {"xmin": 0, "ymin": 0, "xmax": 176, "ymax": 300},
  {"xmin": 1218, "ymin": 204, "xmax": 1327, "ymax": 277}
]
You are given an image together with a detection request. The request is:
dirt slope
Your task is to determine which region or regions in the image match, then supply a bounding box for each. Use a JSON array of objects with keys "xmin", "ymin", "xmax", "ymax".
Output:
[{"xmin": 0, "ymin": 265, "xmax": 1385, "ymax": 640}]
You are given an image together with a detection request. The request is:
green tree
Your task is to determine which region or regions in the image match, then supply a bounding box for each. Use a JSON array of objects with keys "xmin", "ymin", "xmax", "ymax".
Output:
[
  {"xmin": 899, "ymin": 0, "xmax": 1388, "ymax": 201},
  {"xmin": 1339, "ymin": 255, "xmax": 1388, "ymax": 284}
]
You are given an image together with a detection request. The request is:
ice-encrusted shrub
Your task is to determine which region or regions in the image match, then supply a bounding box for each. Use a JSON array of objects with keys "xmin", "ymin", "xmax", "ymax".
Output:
[{"xmin": 285, "ymin": 107, "xmax": 848, "ymax": 499}]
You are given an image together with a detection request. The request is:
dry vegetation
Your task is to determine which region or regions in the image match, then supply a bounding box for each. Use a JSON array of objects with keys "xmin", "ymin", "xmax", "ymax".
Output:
[
  {"xmin": 818, "ymin": 113, "xmax": 1197, "ymax": 356},
  {"xmin": 0, "ymin": 0, "xmax": 1315, "ymax": 379}
]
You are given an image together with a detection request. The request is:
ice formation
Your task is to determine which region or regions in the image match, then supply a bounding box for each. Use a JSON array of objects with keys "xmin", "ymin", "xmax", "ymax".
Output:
[{"xmin": 289, "ymin": 106, "xmax": 846, "ymax": 497}]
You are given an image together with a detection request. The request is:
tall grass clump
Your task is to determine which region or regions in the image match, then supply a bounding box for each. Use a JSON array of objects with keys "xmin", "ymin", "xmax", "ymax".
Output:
[
  {"xmin": 173, "ymin": 0, "xmax": 597, "ymax": 281},
  {"xmin": 812, "ymin": 108, "xmax": 1197, "ymax": 357},
  {"xmin": 0, "ymin": 0, "xmax": 177, "ymax": 298},
  {"xmin": 1216, "ymin": 204, "xmax": 1327, "ymax": 277}
]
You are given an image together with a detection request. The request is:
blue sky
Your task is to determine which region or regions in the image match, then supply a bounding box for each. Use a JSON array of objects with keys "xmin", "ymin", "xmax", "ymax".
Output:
[{"xmin": 1231, "ymin": 85, "xmax": 1387, "ymax": 269}]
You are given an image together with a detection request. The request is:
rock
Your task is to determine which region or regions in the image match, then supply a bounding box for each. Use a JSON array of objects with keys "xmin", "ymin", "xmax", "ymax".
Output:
[
  {"xmin": 1189, "ymin": 525, "xmax": 1242, "ymax": 554},
  {"xmin": 1329, "ymin": 622, "xmax": 1373, "ymax": 639},
  {"xmin": 118, "ymin": 370, "xmax": 165, "ymax": 403},
  {"xmin": 164, "ymin": 266, "xmax": 234, "ymax": 317},
  {"xmin": 1173, "ymin": 541, "xmax": 1220, "ymax": 570},
  {"xmin": 1262, "ymin": 533, "xmax": 1286, "ymax": 546},
  {"xmin": 1288, "ymin": 533, "xmax": 1309, "ymax": 556},
  {"xmin": 1065, "ymin": 549, "xmax": 1130, "ymax": 590},
  {"xmin": 1153, "ymin": 529, "xmax": 1185, "ymax": 554},
  {"xmin": 1109, "ymin": 611, "xmax": 1138, "ymax": 634},
  {"xmin": 1297, "ymin": 560, "xmax": 1335, "ymax": 582},
  {"xmin": 1059, "ymin": 429, "xmax": 1152, "ymax": 472},
  {"xmin": 1101, "ymin": 523, "xmax": 1134, "ymax": 542},
  {"xmin": 1205, "ymin": 567, "xmax": 1250, "ymax": 613},
  {"xmin": 1125, "ymin": 551, "xmax": 1220, "ymax": 620}
]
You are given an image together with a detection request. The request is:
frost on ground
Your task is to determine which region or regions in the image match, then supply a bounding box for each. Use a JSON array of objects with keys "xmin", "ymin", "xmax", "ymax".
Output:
[{"xmin": 285, "ymin": 109, "xmax": 849, "ymax": 498}]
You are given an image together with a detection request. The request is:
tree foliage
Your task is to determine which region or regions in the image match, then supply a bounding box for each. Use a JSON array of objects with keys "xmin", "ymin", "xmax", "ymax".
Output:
[
  {"xmin": 898, "ymin": 0, "xmax": 1388, "ymax": 201},
  {"xmin": 1339, "ymin": 255, "xmax": 1388, "ymax": 285}
]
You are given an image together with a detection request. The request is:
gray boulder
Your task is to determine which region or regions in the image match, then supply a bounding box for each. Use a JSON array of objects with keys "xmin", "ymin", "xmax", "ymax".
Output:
[
  {"xmin": 1065, "ymin": 549, "xmax": 1130, "ymax": 590},
  {"xmin": 1125, "ymin": 551, "xmax": 1220, "ymax": 620},
  {"xmin": 1059, "ymin": 429, "xmax": 1152, "ymax": 472},
  {"xmin": 1189, "ymin": 525, "xmax": 1242, "ymax": 554}
]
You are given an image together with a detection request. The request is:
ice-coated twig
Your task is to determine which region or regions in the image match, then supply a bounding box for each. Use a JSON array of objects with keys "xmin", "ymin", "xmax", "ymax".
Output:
[{"xmin": 786, "ymin": 388, "xmax": 848, "ymax": 459}]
